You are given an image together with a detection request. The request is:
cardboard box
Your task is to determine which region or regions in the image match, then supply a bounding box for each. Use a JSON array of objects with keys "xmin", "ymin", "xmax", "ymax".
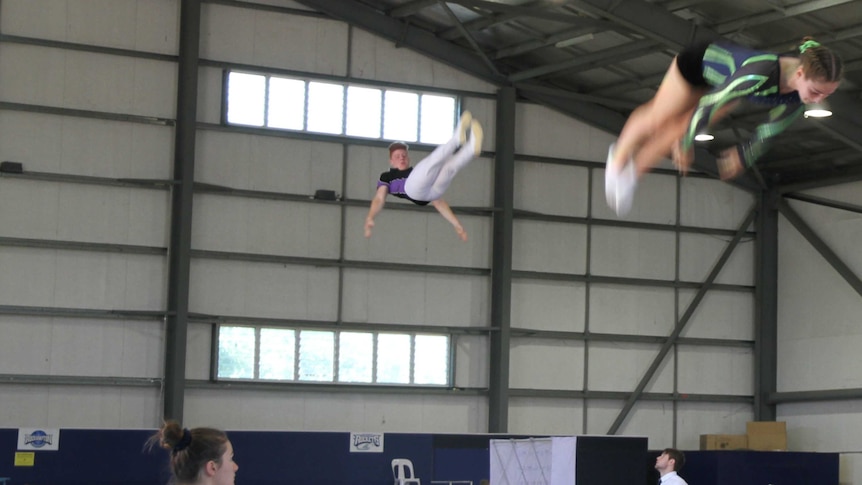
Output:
[
  {"xmin": 746, "ymin": 421, "xmax": 787, "ymax": 451},
  {"xmin": 700, "ymin": 434, "xmax": 748, "ymax": 450}
]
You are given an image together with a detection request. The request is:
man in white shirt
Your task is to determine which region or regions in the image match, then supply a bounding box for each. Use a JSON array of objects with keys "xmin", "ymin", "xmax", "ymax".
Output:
[{"xmin": 655, "ymin": 448, "xmax": 688, "ymax": 485}]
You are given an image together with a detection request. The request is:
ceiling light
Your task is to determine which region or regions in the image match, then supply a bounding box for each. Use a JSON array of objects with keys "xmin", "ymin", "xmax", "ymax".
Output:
[
  {"xmin": 694, "ymin": 133, "xmax": 714, "ymax": 142},
  {"xmin": 804, "ymin": 102, "xmax": 832, "ymax": 118}
]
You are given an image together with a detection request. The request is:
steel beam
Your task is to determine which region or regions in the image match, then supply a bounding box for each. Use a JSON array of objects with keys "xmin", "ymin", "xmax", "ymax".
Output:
[
  {"xmin": 488, "ymin": 87, "xmax": 516, "ymax": 433},
  {"xmin": 754, "ymin": 189, "xmax": 779, "ymax": 420}
]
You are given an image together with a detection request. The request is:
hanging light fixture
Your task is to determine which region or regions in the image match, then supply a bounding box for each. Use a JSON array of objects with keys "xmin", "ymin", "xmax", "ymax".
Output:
[
  {"xmin": 804, "ymin": 101, "xmax": 832, "ymax": 118},
  {"xmin": 694, "ymin": 133, "xmax": 714, "ymax": 141}
]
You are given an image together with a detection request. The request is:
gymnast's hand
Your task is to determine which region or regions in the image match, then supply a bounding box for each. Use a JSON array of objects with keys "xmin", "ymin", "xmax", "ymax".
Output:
[
  {"xmin": 364, "ymin": 218, "xmax": 375, "ymax": 238},
  {"xmin": 717, "ymin": 148, "xmax": 744, "ymax": 180},
  {"xmin": 455, "ymin": 225, "xmax": 468, "ymax": 242}
]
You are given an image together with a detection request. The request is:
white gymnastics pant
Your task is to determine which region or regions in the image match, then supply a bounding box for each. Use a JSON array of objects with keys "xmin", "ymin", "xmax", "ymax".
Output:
[{"xmin": 404, "ymin": 134, "xmax": 476, "ymax": 202}]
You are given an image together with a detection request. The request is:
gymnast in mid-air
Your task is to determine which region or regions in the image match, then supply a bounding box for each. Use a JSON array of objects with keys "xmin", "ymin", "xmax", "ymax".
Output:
[
  {"xmin": 364, "ymin": 111, "xmax": 482, "ymax": 241},
  {"xmin": 605, "ymin": 36, "xmax": 843, "ymax": 215}
]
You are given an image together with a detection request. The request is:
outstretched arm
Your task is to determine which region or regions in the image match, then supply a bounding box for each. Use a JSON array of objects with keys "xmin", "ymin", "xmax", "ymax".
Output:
[
  {"xmin": 364, "ymin": 186, "xmax": 389, "ymax": 238},
  {"xmin": 431, "ymin": 199, "xmax": 467, "ymax": 241}
]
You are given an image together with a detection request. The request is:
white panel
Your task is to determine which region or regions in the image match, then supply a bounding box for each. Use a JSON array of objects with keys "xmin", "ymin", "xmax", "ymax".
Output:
[
  {"xmin": 678, "ymin": 232, "xmax": 754, "ymax": 285},
  {"xmin": 350, "ymin": 29, "xmax": 495, "ymax": 93},
  {"xmin": 612, "ymin": 401, "xmax": 672, "ymax": 449},
  {"xmin": 512, "ymin": 220, "xmax": 587, "ymax": 274},
  {"xmin": 588, "ymin": 342, "xmax": 673, "ymax": 393},
  {"xmin": 778, "ymin": 336, "xmax": 862, "ymax": 392},
  {"xmin": 0, "ymin": 385, "xmax": 161, "ymax": 428},
  {"xmin": 0, "ymin": 180, "xmax": 168, "ymax": 246},
  {"xmin": 196, "ymin": 132, "xmax": 344, "ymax": 194},
  {"xmin": 186, "ymin": 322, "xmax": 213, "ymax": 380},
  {"xmin": 510, "ymin": 339, "xmax": 584, "ymax": 390},
  {"xmin": 786, "ymin": 197, "xmax": 862, "ymax": 276},
  {"xmin": 341, "ymin": 269, "xmax": 489, "ymax": 326},
  {"xmin": 0, "ymin": 112, "xmax": 173, "ymax": 178},
  {"xmin": 676, "ymin": 402, "xmax": 754, "ymax": 450},
  {"xmin": 680, "ymin": 177, "xmax": 755, "ymax": 230},
  {"xmin": 678, "ymin": 289, "xmax": 754, "ymax": 340},
  {"xmin": 780, "ymin": 401, "xmax": 862, "ymax": 452},
  {"xmin": 185, "ymin": 389, "xmax": 487, "ymax": 432},
  {"xmin": 584, "ymin": 398, "xmax": 623, "ymax": 435},
  {"xmin": 591, "ymin": 227, "xmax": 676, "ymax": 280},
  {"xmin": 453, "ymin": 335, "xmax": 488, "ymax": 388},
  {"xmin": 0, "ymin": 316, "xmax": 162, "ymax": 377},
  {"xmin": 201, "ymin": 3, "xmax": 348, "ymax": 75},
  {"xmin": 515, "ymin": 103, "xmax": 616, "ymax": 161},
  {"xmin": 511, "ymin": 280, "xmax": 585, "ymax": 332},
  {"xmin": 591, "ymin": 169, "xmax": 677, "ymax": 224},
  {"xmin": 508, "ymin": 397, "xmax": 584, "ymax": 435},
  {"xmin": 343, "ymin": 207, "xmax": 492, "ymax": 269},
  {"xmin": 677, "ymin": 346, "xmax": 753, "ymax": 395},
  {"xmin": 514, "ymin": 162, "xmax": 589, "ymax": 217},
  {"xmin": 192, "ymin": 195, "xmax": 342, "ymax": 259},
  {"xmin": 589, "ymin": 284, "xmax": 675, "ymax": 336},
  {"xmin": 0, "ymin": 247, "xmax": 166, "ymax": 309},
  {"xmin": 189, "ymin": 259, "xmax": 339, "ymax": 320},
  {"xmin": 0, "ymin": 45, "xmax": 176, "ymax": 117},
  {"xmin": 196, "ymin": 66, "xmax": 223, "ymax": 124},
  {"xmin": 1, "ymin": 0, "xmax": 179, "ymax": 54}
]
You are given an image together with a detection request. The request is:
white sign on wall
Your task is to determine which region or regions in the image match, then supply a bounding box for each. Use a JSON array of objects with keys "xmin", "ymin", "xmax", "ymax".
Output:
[
  {"xmin": 18, "ymin": 428, "xmax": 61, "ymax": 451},
  {"xmin": 349, "ymin": 432, "xmax": 384, "ymax": 453}
]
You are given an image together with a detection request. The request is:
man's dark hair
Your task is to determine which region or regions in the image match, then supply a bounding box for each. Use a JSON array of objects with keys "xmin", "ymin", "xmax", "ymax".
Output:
[{"xmin": 663, "ymin": 448, "xmax": 685, "ymax": 471}]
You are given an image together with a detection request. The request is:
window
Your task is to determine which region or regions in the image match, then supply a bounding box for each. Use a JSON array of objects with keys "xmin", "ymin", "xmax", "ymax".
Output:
[
  {"xmin": 224, "ymin": 70, "xmax": 458, "ymax": 143},
  {"xmin": 215, "ymin": 325, "xmax": 451, "ymax": 386}
]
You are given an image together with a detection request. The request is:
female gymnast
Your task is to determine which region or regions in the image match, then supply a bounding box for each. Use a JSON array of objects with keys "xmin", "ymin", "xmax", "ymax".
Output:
[
  {"xmin": 147, "ymin": 420, "xmax": 238, "ymax": 485},
  {"xmin": 606, "ymin": 36, "xmax": 843, "ymax": 215},
  {"xmin": 364, "ymin": 111, "xmax": 483, "ymax": 241}
]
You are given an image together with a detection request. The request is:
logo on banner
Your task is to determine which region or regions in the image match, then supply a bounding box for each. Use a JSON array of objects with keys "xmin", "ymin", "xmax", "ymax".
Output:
[
  {"xmin": 350, "ymin": 432, "xmax": 384, "ymax": 453},
  {"xmin": 18, "ymin": 428, "xmax": 60, "ymax": 451}
]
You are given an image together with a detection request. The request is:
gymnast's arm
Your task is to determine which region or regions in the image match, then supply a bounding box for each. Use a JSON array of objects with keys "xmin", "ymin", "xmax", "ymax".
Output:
[
  {"xmin": 431, "ymin": 199, "xmax": 467, "ymax": 242},
  {"xmin": 364, "ymin": 185, "xmax": 389, "ymax": 238}
]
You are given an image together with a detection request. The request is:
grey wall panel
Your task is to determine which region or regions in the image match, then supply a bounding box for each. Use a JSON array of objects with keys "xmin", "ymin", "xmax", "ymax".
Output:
[
  {"xmin": 515, "ymin": 102, "xmax": 615, "ymax": 162},
  {"xmin": 341, "ymin": 269, "xmax": 489, "ymax": 327},
  {"xmin": 0, "ymin": 384, "xmax": 162, "ymax": 428},
  {"xmin": 509, "ymin": 338, "xmax": 584, "ymax": 390},
  {"xmin": 185, "ymin": 322, "xmax": 213, "ymax": 380},
  {"xmin": 512, "ymin": 220, "xmax": 588, "ymax": 274},
  {"xmin": 514, "ymin": 162, "xmax": 589, "ymax": 217},
  {"xmin": 587, "ymin": 342, "xmax": 674, "ymax": 393},
  {"xmin": 591, "ymin": 169, "xmax": 678, "ymax": 225},
  {"xmin": 609, "ymin": 401, "xmax": 672, "ymax": 446},
  {"xmin": 201, "ymin": 2, "xmax": 348, "ymax": 75},
  {"xmin": 677, "ymin": 346, "xmax": 754, "ymax": 395},
  {"xmin": 453, "ymin": 335, "xmax": 489, "ymax": 388},
  {"xmin": 0, "ymin": 179, "xmax": 169, "ymax": 246},
  {"xmin": 349, "ymin": 29, "xmax": 497, "ymax": 93},
  {"xmin": 583, "ymin": 399, "xmax": 624, "ymax": 434},
  {"xmin": 0, "ymin": 315, "xmax": 163, "ymax": 377},
  {"xmin": 589, "ymin": 284, "xmax": 676, "ymax": 336},
  {"xmin": 0, "ymin": 112, "xmax": 174, "ymax": 178},
  {"xmin": 0, "ymin": 45, "xmax": 177, "ymax": 117},
  {"xmin": 343, "ymin": 207, "xmax": 492, "ymax": 269},
  {"xmin": 591, "ymin": 226, "xmax": 676, "ymax": 280},
  {"xmin": 676, "ymin": 401, "xmax": 754, "ymax": 449},
  {"xmin": 192, "ymin": 195, "xmax": 342, "ymax": 259},
  {"xmin": 680, "ymin": 177, "xmax": 755, "ymax": 230},
  {"xmin": 189, "ymin": 259, "xmax": 340, "ymax": 320},
  {"xmin": 508, "ymin": 397, "xmax": 584, "ymax": 435},
  {"xmin": 678, "ymin": 232, "xmax": 754, "ymax": 286},
  {"xmin": 511, "ymin": 280, "xmax": 585, "ymax": 332},
  {"xmin": 186, "ymin": 388, "xmax": 488, "ymax": 432},
  {"xmin": 196, "ymin": 132, "xmax": 344, "ymax": 195},
  {"xmin": 0, "ymin": 247, "xmax": 166, "ymax": 309},
  {"xmin": 678, "ymin": 289, "xmax": 754, "ymax": 340},
  {"xmin": 1, "ymin": 0, "xmax": 179, "ymax": 54}
]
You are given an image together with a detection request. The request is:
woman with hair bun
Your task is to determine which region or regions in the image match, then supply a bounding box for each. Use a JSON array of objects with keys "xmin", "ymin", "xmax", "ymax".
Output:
[
  {"xmin": 605, "ymin": 36, "xmax": 843, "ymax": 216},
  {"xmin": 147, "ymin": 420, "xmax": 238, "ymax": 485}
]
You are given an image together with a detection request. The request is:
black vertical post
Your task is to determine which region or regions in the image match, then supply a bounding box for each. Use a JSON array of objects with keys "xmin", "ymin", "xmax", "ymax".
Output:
[
  {"xmin": 754, "ymin": 188, "xmax": 779, "ymax": 420},
  {"xmin": 488, "ymin": 87, "xmax": 516, "ymax": 432},
  {"xmin": 164, "ymin": 0, "xmax": 201, "ymax": 422}
]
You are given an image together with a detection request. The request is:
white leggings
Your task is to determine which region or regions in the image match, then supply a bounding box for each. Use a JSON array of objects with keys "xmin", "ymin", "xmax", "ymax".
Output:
[{"xmin": 404, "ymin": 134, "xmax": 476, "ymax": 202}]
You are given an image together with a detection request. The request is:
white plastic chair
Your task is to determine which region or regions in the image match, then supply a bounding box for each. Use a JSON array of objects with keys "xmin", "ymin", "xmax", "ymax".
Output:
[{"xmin": 392, "ymin": 458, "xmax": 421, "ymax": 485}]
